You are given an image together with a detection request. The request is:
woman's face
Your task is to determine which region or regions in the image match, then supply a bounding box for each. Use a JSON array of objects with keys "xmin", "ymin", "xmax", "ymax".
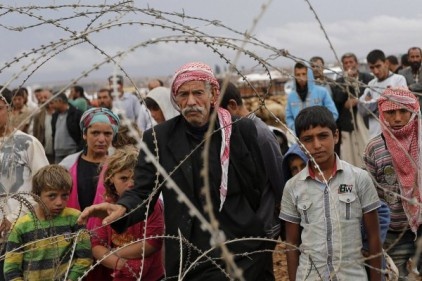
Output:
[
  {"xmin": 83, "ymin": 122, "xmax": 114, "ymax": 156},
  {"xmin": 111, "ymin": 169, "xmax": 134, "ymax": 197}
]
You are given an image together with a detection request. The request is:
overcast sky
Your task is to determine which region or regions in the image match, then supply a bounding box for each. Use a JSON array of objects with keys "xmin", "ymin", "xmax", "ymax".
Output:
[{"xmin": 0, "ymin": 0, "xmax": 421, "ymax": 87}]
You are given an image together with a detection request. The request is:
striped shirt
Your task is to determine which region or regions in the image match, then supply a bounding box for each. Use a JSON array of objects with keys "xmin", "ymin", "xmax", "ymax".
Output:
[
  {"xmin": 4, "ymin": 208, "xmax": 92, "ymax": 281},
  {"xmin": 364, "ymin": 134, "xmax": 408, "ymax": 231}
]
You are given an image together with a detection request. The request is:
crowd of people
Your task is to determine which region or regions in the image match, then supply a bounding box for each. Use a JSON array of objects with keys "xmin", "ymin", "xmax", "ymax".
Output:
[{"xmin": 0, "ymin": 46, "xmax": 420, "ymax": 281}]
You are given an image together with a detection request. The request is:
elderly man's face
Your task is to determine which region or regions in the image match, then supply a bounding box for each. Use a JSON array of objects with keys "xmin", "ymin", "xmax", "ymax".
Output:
[
  {"xmin": 38, "ymin": 90, "xmax": 52, "ymax": 105},
  {"xmin": 342, "ymin": 56, "xmax": 358, "ymax": 77},
  {"xmin": 409, "ymin": 49, "xmax": 422, "ymax": 71},
  {"xmin": 175, "ymin": 80, "xmax": 214, "ymax": 127}
]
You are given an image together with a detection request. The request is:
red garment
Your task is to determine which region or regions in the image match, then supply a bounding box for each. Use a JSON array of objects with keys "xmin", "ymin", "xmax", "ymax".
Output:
[
  {"xmin": 91, "ymin": 200, "xmax": 165, "ymax": 281},
  {"xmin": 378, "ymin": 88, "xmax": 421, "ymax": 233},
  {"xmin": 66, "ymin": 153, "xmax": 112, "ymax": 281}
]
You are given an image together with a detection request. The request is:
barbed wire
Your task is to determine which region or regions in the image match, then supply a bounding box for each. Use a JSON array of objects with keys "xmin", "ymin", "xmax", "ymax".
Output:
[{"xmin": 0, "ymin": 1, "xmax": 420, "ymax": 280}]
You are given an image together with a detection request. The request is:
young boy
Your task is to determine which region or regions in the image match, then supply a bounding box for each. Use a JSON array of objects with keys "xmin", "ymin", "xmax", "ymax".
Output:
[
  {"xmin": 280, "ymin": 105, "xmax": 382, "ymax": 281},
  {"xmin": 364, "ymin": 88, "xmax": 422, "ymax": 278},
  {"xmin": 282, "ymin": 143, "xmax": 308, "ymax": 183},
  {"xmin": 4, "ymin": 165, "xmax": 92, "ymax": 281}
]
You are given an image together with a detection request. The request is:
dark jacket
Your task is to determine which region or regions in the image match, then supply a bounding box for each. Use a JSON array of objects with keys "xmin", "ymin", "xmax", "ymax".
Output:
[
  {"xmin": 399, "ymin": 66, "xmax": 422, "ymax": 93},
  {"xmin": 113, "ymin": 115, "xmax": 273, "ymax": 280},
  {"xmin": 249, "ymin": 114, "xmax": 284, "ymax": 239},
  {"xmin": 51, "ymin": 103, "xmax": 83, "ymax": 150},
  {"xmin": 332, "ymin": 72, "xmax": 373, "ymax": 132},
  {"xmin": 32, "ymin": 108, "xmax": 48, "ymax": 146},
  {"xmin": 399, "ymin": 66, "xmax": 422, "ymax": 107}
]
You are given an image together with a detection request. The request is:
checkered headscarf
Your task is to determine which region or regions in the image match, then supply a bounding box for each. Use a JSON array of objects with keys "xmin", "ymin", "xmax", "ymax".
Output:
[
  {"xmin": 379, "ymin": 88, "xmax": 422, "ymax": 233},
  {"xmin": 170, "ymin": 62, "xmax": 232, "ymax": 211}
]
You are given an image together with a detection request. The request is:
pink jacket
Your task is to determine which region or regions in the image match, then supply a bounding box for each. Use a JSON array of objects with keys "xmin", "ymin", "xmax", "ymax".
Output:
[{"xmin": 60, "ymin": 151, "xmax": 106, "ymax": 229}]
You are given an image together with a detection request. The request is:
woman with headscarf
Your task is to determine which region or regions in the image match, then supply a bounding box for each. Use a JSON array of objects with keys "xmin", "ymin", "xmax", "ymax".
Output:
[
  {"xmin": 60, "ymin": 107, "xmax": 120, "ymax": 211},
  {"xmin": 59, "ymin": 107, "xmax": 120, "ymax": 281}
]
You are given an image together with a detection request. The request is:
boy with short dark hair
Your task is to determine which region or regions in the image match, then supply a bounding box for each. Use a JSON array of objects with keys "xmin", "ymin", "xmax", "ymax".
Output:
[
  {"xmin": 4, "ymin": 164, "xmax": 92, "ymax": 281},
  {"xmin": 358, "ymin": 49, "xmax": 407, "ymax": 139},
  {"xmin": 280, "ymin": 105, "xmax": 382, "ymax": 280},
  {"xmin": 364, "ymin": 88, "xmax": 422, "ymax": 278},
  {"xmin": 285, "ymin": 62, "xmax": 338, "ymax": 133}
]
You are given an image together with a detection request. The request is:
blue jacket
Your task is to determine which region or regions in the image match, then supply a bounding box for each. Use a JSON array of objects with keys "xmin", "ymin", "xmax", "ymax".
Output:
[{"xmin": 285, "ymin": 66, "xmax": 338, "ymax": 132}]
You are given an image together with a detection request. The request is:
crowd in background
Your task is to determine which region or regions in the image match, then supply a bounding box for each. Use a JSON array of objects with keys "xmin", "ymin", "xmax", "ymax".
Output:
[{"xmin": 0, "ymin": 46, "xmax": 420, "ymax": 280}]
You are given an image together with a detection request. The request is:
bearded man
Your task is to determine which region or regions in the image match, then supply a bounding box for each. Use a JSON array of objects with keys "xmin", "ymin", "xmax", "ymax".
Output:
[{"xmin": 399, "ymin": 46, "xmax": 422, "ymax": 107}]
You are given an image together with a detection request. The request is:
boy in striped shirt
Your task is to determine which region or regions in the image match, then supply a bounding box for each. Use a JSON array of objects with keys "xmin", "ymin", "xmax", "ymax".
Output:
[
  {"xmin": 364, "ymin": 88, "xmax": 422, "ymax": 278},
  {"xmin": 4, "ymin": 165, "xmax": 92, "ymax": 281}
]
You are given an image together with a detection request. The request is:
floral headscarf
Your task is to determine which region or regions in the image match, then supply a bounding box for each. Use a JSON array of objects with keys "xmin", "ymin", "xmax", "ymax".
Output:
[{"xmin": 80, "ymin": 107, "xmax": 120, "ymax": 136}]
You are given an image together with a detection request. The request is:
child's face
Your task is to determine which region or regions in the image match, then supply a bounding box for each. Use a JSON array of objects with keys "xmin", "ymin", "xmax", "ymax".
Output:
[
  {"xmin": 40, "ymin": 189, "xmax": 70, "ymax": 217},
  {"xmin": 147, "ymin": 103, "xmax": 166, "ymax": 124},
  {"xmin": 288, "ymin": 156, "xmax": 306, "ymax": 176},
  {"xmin": 298, "ymin": 125, "xmax": 338, "ymax": 166},
  {"xmin": 12, "ymin": 96, "xmax": 25, "ymax": 110},
  {"xmin": 382, "ymin": 108, "xmax": 412, "ymax": 130},
  {"xmin": 111, "ymin": 169, "xmax": 134, "ymax": 197}
]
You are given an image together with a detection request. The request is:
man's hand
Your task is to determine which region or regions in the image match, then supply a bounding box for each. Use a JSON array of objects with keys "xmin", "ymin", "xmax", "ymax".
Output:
[
  {"xmin": 77, "ymin": 203, "xmax": 127, "ymax": 226},
  {"xmin": 344, "ymin": 97, "xmax": 358, "ymax": 109},
  {"xmin": 346, "ymin": 68, "xmax": 358, "ymax": 79}
]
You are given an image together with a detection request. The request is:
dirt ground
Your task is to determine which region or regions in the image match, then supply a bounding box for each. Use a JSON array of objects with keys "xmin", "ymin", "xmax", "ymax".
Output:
[{"xmin": 271, "ymin": 243, "xmax": 422, "ymax": 281}]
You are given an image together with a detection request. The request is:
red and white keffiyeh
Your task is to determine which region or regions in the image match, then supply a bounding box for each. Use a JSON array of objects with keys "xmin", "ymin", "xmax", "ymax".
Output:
[
  {"xmin": 379, "ymin": 88, "xmax": 422, "ymax": 233},
  {"xmin": 170, "ymin": 62, "xmax": 232, "ymax": 211}
]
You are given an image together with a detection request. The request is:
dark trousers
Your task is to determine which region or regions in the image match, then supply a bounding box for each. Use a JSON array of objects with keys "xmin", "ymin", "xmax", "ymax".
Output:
[{"xmin": 0, "ymin": 244, "xmax": 6, "ymax": 281}]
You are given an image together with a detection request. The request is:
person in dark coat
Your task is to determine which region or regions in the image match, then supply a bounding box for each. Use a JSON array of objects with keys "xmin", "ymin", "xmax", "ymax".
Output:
[
  {"xmin": 331, "ymin": 52, "xmax": 373, "ymax": 167},
  {"xmin": 79, "ymin": 62, "xmax": 274, "ymax": 281},
  {"xmin": 51, "ymin": 92, "xmax": 83, "ymax": 163}
]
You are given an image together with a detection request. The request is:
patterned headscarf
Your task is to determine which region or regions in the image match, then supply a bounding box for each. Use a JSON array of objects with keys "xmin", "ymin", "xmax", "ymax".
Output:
[
  {"xmin": 79, "ymin": 107, "xmax": 120, "ymax": 136},
  {"xmin": 379, "ymin": 88, "xmax": 422, "ymax": 233},
  {"xmin": 170, "ymin": 62, "xmax": 232, "ymax": 211}
]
